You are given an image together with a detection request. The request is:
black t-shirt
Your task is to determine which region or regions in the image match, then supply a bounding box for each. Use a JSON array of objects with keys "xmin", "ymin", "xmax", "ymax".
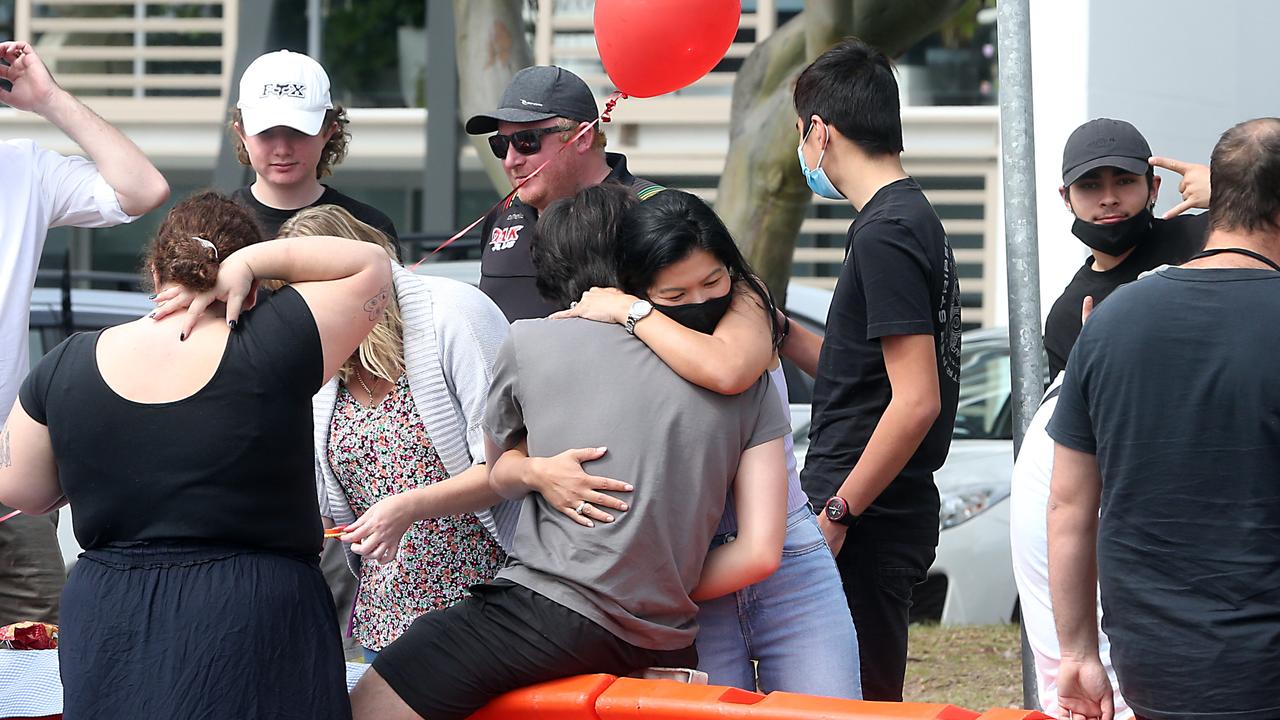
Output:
[
  {"xmin": 1048, "ymin": 266, "xmax": 1280, "ymax": 720},
  {"xmin": 479, "ymin": 152, "xmax": 663, "ymax": 322},
  {"xmin": 19, "ymin": 286, "xmax": 326, "ymax": 557},
  {"xmin": 799, "ymin": 178, "xmax": 962, "ymax": 543},
  {"xmin": 233, "ymin": 185, "xmax": 399, "ymax": 244},
  {"xmin": 1044, "ymin": 212, "xmax": 1207, "ymax": 378}
]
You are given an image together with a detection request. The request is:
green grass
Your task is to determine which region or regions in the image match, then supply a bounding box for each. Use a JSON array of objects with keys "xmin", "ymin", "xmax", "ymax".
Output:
[{"xmin": 903, "ymin": 622, "xmax": 1025, "ymax": 711}]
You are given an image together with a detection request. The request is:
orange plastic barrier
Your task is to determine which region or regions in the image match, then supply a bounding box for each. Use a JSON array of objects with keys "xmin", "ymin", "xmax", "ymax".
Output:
[
  {"xmin": 467, "ymin": 673, "xmax": 615, "ymax": 720},
  {"xmin": 595, "ymin": 677, "xmax": 981, "ymax": 720},
  {"xmin": 974, "ymin": 710, "xmax": 1052, "ymax": 719},
  {"xmin": 464, "ymin": 673, "xmax": 1050, "ymax": 720}
]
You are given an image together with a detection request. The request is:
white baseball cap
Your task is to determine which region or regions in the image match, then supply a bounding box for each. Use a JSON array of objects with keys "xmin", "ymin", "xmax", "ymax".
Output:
[{"xmin": 236, "ymin": 50, "xmax": 333, "ymax": 136}]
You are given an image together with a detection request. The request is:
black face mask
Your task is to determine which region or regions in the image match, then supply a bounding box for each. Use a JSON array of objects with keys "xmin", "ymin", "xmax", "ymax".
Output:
[
  {"xmin": 1071, "ymin": 208, "xmax": 1154, "ymax": 256},
  {"xmin": 654, "ymin": 291, "xmax": 733, "ymax": 335}
]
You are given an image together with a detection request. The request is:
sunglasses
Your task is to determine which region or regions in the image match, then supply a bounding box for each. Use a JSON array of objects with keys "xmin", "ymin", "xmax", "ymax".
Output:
[{"xmin": 487, "ymin": 125, "xmax": 575, "ymax": 159}]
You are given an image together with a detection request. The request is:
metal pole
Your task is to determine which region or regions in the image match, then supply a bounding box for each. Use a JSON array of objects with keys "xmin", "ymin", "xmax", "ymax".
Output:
[
  {"xmin": 996, "ymin": 0, "xmax": 1045, "ymax": 711},
  {"xmin": 423, "ymin": 0, "xmax": 459, "ymax": 236},
  {"xmin": 307, "ymin": 0, "xmax": 322, "ymax": 61}
]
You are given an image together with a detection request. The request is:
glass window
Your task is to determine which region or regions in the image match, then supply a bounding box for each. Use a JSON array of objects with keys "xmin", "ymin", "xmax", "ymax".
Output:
[{"xmin": 953, "ymin": 343, "xmax": 1012, "ymax": 440}]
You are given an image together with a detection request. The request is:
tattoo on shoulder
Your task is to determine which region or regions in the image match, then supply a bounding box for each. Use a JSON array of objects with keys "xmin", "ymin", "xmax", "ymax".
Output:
[
  {"xmin": 0, "ymin": 429, "xmax": 11, "ymax": 469},
  {"xmin": 363, "ymin": 285, "xmax": 391, "ymax": 321}
]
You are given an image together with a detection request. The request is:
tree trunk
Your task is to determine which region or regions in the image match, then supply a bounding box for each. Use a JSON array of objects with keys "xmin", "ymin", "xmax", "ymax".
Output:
[
  {"xmin": 715, "ymin": 0, "xmax": 971, "ymax": 309},
  {"xmin": 452, "ymin": 0, "xmax": 532, "ymax": 194}
]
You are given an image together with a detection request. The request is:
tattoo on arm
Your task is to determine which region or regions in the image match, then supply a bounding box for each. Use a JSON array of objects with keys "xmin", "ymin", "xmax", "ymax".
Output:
[
  {"xmin": 0, "ymin": 429, "xmax": 11, "ymax": 469},
  {"xmin": 363, "ymin": 285, "xmax": 391, "ymax": 321}
]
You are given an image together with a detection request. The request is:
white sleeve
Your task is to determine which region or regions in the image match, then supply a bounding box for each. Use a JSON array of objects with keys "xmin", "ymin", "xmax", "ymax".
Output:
[
  {"xmin": 32, "ymin": 145, "xmax": 138, "ymax": 229},
  {"xmin": 433, "ymin": 280, "xmax": 510, "ymax": 465}
]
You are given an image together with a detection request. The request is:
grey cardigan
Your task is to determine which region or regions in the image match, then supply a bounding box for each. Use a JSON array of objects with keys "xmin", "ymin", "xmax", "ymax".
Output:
[{"xmin": 314, "ymin": 263, "xmax": 519, "ymax": 575}]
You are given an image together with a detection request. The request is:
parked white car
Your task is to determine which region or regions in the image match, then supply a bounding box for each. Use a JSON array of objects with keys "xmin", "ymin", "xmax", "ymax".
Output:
[{"xmin": 785, "ymin": 285, "xmax": 1018, "ymax": 626}]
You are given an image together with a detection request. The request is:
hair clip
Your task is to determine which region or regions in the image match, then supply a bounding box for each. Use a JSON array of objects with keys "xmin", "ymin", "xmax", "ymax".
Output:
[{"xmin": 191, "ymin": 235, "xmax": 218, "ymax": 260}]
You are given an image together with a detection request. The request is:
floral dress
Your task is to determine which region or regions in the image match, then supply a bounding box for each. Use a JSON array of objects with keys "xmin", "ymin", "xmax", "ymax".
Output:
[{"xmin": 329, "ymin": 374, "xmax": 506, "ymax": 651}]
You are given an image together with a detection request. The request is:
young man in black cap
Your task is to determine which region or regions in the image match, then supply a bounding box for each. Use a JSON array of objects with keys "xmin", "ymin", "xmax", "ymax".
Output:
[
  {"xmin": 1044, "ymin": 118, "xmax": 1208, "ymax": 378},
  {"xmin": 465, "ymin": 65, "xmax": 662, "ymax": 321}
]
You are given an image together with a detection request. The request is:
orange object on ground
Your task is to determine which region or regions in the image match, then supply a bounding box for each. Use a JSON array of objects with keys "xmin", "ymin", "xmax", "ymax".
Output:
[
  {"xmin": 974, "ymin": 709, "xmax": 1052, "ymax": 719},
  {"xmin": 463, "ymin": 673, "xmax": 1043, "ymax": 720},
  {"xmin": 466, "ymin": 673, "xmax": 616, "ymax": 720},
  {"xmin": 595, "ymin": 677, "xmax": 981, "ymax": 719}
]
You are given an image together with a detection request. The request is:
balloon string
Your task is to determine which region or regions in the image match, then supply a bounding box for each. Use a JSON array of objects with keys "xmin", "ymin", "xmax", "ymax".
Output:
[
  {"xmin": 409, "ymin": 92, "xmax": 630, "ymax": 268},
  {"xmin": 0, "ymin": 509, "xmax": 21, "ymax": 524},
  {"xmin": 601, "ymin": 91, "xmax": 626, "ymax": 123}
]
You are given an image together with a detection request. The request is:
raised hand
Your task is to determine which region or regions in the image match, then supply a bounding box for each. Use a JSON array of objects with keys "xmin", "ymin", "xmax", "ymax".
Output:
[
  {"xmin": 150, "ymin": 253, "xmax": 258, "ymax": 339},
  {"xmin": 1149, "ymin": 155, "xmax": 1210, "ymax": 219},
  {"xmin": 0, "ymin": 42, "xmax": 61, "ymax": 116}
]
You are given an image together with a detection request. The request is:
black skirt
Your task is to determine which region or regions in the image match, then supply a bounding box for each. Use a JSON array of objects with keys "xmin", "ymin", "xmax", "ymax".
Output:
[{"xmin": 59, "ymin": 543, "xmax": 350, "ymax": 720}]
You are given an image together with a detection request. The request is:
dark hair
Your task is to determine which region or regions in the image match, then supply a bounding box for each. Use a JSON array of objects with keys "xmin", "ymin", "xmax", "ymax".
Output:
[
  {"xmin": 794, "ymin": 37, "xmax": 903, "ymax": 156},
  {"xmin": 532, "ymin": 182, "xmax": 636, "ymax": 308},
  {"xmin": 144, "ymin": 191, "xmax": 263, "ymax": 292},
  {"xmin": 617, "ymin": 190, "xmax": 780, "ymax": 346},
  {"xmin": 229, "ymin": 106, "xmax": 350, "ymax": 178},
  {"xmin": 1208, "ymin": 118, "xmax": 1280, "ymax": 235}
]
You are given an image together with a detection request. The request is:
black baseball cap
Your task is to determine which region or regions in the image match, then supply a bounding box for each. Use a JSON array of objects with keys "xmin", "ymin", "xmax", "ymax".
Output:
[
  {"xmin": 465, "ymin": 66, "xmax": 600, "ymax": 135},
  {"xmin": 1061, "ymin": 118, "xmax": 1152, "ymax": 186}
]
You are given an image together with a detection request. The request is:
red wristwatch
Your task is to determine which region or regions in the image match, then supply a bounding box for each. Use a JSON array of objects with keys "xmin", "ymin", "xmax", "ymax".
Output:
[{"xmin": 822, "ymin": 496, "xmax": 858, "ymax": 527}]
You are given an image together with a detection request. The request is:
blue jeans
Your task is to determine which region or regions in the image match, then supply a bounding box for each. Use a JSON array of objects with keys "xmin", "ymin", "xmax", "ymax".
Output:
[{"xmin": 695, "ymin": 507, "xmax": 862, "ymax": 698}]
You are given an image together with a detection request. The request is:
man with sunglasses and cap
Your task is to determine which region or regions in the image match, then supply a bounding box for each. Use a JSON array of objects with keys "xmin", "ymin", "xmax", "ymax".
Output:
[
  {"xmin": 467, "ymin": 65, "xmax": 663, "ymax": 322},
  {"xmin": 1043, "ymin": 118, "xmax": 1208, "ymax": 379}
]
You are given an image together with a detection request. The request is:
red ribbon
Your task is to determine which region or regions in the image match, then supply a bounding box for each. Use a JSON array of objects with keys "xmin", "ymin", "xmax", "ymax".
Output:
[
  {"xmin": 0, "ymin": 509, "xmax": 21, "ymax": 524},
  {"xmin": 409, "ymin": 91, "xmax": 628, "ymax": 270}
]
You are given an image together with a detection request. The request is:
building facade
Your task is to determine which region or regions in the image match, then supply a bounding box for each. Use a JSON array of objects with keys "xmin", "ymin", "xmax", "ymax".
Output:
[{"xmin": 1, "ymin": 0, "xmax": 1004, "ymax": 327}]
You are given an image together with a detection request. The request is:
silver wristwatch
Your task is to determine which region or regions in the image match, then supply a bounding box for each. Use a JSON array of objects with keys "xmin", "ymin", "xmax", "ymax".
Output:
[{"xmin": 625, "ymin": 299, "xmax": 653, "ymax": 335}]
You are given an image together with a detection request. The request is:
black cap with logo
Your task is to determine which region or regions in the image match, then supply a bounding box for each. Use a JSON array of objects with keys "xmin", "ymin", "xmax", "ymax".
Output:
[
  {"xmin": 1061, "ymin": 118, "xmax": 1152, "ymax": 186},
  {"xmin": 465, "ymin": 66, "xmax": 600, "ymax": 135}
]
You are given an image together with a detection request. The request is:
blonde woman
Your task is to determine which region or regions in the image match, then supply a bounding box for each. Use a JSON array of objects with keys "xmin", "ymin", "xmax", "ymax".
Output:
[{"xmin": 280, "ymin": 205, "xmax": 518, "ymax": 661}]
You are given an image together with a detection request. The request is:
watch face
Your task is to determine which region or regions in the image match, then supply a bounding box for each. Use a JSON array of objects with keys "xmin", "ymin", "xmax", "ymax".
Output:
[
  {"xmin": 824, "ymin": 497, "xmax": 847, "ymax": 521},
  {"xmin": 630, "ymin": 300, "xmax": 653, "ymax": 318}
]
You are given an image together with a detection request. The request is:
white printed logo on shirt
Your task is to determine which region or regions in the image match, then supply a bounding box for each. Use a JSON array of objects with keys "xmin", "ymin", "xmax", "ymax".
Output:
[{"xmin": 489, "ymin": 225, "xmax": 523, "ymax": 252}]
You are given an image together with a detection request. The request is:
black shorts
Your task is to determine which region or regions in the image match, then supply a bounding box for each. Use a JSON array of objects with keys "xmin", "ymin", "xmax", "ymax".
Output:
[{"xmin": 372, "ymin": 579, "xmax": 697, "ymax": 720}]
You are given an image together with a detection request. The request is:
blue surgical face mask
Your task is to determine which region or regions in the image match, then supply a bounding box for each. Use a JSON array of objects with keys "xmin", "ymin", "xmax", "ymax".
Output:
[{"xmin": 797, "ymin": 121, "xmax": 846, "ymax": 200}]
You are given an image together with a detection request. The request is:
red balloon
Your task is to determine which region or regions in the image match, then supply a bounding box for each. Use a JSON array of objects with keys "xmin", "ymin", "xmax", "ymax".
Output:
[{"xmin": 594, "ymin": 0, "xmax": 741, "ymax": 98}]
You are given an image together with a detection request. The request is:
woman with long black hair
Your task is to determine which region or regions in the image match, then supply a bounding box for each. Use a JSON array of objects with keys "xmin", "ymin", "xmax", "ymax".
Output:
[{"xmin": 505, "ymin": 188, "xmax": 861, "ymax": 698}]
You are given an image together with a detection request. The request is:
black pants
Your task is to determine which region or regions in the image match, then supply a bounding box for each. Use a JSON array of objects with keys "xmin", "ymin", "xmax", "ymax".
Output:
[
  {"xmin": 834, "ymin": 528, "xmax": 936, "ymax": 701},
  {"xmin": 374, "ymin": 579, "xmax": 697, "ymax": 720}
]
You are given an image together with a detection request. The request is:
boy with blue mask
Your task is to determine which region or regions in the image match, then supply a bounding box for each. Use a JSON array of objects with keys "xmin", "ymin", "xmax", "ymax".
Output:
[{"xmin": 780, "ymin": 37, "xmax": 961, "ymax": 702}]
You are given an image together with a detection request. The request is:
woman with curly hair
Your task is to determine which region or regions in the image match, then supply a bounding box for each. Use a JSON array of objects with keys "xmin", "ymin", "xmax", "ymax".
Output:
[{"xmin": 0, "ymin": 191, "xmax": 391, "ymax": 718}]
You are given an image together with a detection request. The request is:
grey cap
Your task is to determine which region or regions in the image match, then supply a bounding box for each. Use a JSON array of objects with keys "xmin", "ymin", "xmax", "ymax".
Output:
[
  {"xmin": 1062, "ymin": 118, "xmax": 1153, "ymax": 186},
  {"xmin": 465, "ymin": 66, "xmax": 600, "ymax": 135}
]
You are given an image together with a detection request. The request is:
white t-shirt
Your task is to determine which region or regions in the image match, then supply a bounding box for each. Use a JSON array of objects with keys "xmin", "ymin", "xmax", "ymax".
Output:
[
  {"xmin": 1009, "ymin": 373, "xmax": 1131, "ymax": 720},
  {"xmin": 0, "ymin": 139, "xmax": 136, "ymax": 427}
]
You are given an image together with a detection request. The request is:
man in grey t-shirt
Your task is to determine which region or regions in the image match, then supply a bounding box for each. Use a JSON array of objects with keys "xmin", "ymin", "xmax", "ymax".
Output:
[{"xmin": 351, "ymin": 184, "xmax": 789, "ymax": 720}]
